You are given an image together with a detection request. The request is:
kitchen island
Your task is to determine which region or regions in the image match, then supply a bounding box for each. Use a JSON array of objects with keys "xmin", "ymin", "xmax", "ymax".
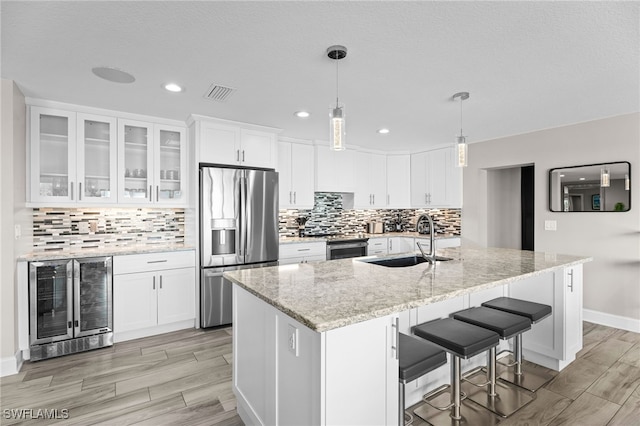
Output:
[{"xmin": 224, "ymin": 247, "xmax": 591, "ymax": 425}]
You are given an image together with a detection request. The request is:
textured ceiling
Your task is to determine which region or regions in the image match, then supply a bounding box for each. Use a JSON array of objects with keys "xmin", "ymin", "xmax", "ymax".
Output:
[{"xmin": 2, "ymin": 1, "xmax": 638, "ymax": 152}]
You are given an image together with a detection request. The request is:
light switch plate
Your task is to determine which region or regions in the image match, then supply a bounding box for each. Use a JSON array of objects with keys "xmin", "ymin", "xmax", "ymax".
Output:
[
  {"xmin": 544, "ymin": 220, "xmax": 557, "ymax": 231},
  {"xmin": 287, "ymin": 324, "xmax": 299, "ymax": 357}
]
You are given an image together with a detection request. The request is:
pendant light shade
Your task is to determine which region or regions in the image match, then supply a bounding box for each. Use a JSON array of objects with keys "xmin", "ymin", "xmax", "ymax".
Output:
[
  {"xmin": 327, "ymin": 45, "xmax": 347, "ymax": 151},
  {"xmin": 453, "ymin": 92, "xmax": 469, "ymax": 167},
  {"xmin": 600, "ymin": 167, "xmax": 610, "ymax": 187}
]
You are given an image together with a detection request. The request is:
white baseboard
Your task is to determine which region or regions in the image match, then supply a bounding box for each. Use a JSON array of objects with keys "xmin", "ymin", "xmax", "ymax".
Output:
[
  {"xmin": 1, "ymin": 350, "xmax": 23, "ymax": 378},
  {"xmin": 583, "ymin": 309, "xmax": 640, "ymax": 333}
]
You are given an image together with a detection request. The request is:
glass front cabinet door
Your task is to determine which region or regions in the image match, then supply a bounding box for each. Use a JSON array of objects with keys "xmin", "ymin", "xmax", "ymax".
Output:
[
  {"xmin": 154, "ymin": 125, "xmax": 187, "ymax": 205},
  {"xmin": 30, "ymin": 107, "xmax": 77, "ymax": 203},
  {"xmin": 118, "ymin": 119, "xmax": 154, "ymax": 204},
  {"xmin": 77, "ymin": 113, "xmax": 118, "ymax": 203}
]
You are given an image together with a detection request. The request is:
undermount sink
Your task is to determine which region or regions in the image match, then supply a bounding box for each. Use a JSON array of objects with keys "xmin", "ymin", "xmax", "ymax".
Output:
[{"xmin": 361, "ymin": 255, "xmax": 453, "ymax": 268}]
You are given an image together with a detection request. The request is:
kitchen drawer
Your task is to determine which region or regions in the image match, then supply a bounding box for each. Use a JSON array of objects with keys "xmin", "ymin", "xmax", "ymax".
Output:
[
  {"xmin": 280, "ymin": 242, "xmax": 326, "ymax": 259},
  {"xmin": 113, "ymin": 250, "xmax": 196, "ymax": 275}
]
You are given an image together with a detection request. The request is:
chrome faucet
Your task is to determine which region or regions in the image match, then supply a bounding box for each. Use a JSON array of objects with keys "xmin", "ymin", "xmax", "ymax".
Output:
[{"xmin": 416, "ymin": 213, "xmax": 436, "ymax": 263}]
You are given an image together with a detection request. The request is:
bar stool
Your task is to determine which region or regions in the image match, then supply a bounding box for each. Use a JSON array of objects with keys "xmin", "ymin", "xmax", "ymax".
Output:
[
  {"xmin": 412, "ymin": 318, "xmax": 501, "ymax": 426},
  {"xmin": 399, "ymin": 333, "xmax": 447, "ymax": 425},
  {"xmin": 452, "ymin": 307, "xmax": 536, "ymax": 417},
  {"xmin": 481, "ymin": 297, "xmax": 553, "ymax": 392}
]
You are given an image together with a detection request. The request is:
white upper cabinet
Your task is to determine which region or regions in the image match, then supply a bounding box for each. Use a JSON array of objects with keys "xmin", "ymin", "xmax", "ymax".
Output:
[
  {"xmin": 199, "ymin": 121, "xmax": 277, "ymax": 169},
  {"xmin": 315, "ymin": 145, "xmax": 355, "ymax": 193},
  {"xmin": 30, "ymin": 107, "xmax": 118, "ymax": 205},
  {"xmin": 118, "ymin": 119, "xmax": 155, "ymax": 204},
  {"xmin": 278, "ymin": 141, "xmax": 315, "ymax": 209},
  {"xmin": 29, "ymin": 103, "xmax": 187, "ymax": 207},
  {"xmin": 386, "ymin": 154, "xmax": 411, "ymax": 208},
  {"xmin": 411, "ymin": 146, "xmax": 461, "ymax": 208},
  {"xmin": 354, "ymin": 151, "xmax": 387, "ymax": 208},
  {"xmin": 118, "ymin": 120, "xmax": 187, "ymax": 206},
  {"xmin": 154, "ymin": 125, "xmax": 188, "ymax": 205},
  {"xmin": 77, "ymin": 113, "xmax": 118, "ymax": 204}
]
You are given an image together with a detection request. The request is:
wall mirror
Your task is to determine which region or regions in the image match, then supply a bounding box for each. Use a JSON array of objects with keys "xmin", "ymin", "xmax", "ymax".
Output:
[{"xmin": 549, "ymin": 162, "xmax": 631, "ymax": 212}]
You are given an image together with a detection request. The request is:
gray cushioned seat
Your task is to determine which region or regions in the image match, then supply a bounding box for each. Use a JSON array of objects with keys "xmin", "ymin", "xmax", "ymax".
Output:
[
  {"xmin": 412, "ymin": 318, "xmax": 499, "ymax": 358},
  {"xmin": 399, "ymin": 333, "xmax": 447, "ymax": 383},
  {"xmin": 452, "ymin": 307, "xmax": 531, "ymax": 339},
  {"xmin": 481, "ymin": 297, "xmax": 552, "ymax": 323}
]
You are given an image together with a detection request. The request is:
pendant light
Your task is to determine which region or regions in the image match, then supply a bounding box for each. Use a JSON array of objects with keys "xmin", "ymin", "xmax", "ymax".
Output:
[
  {"xmin": 327, "ymin": 45, "xmax": 347, "ymax": 151},
  {"xmin": 600, "ymin": 166, "xmax": 610, "ymax": 187},
  {"xmin": 453, "ymin": 92, "xmax": 469, "ymax": 167}
]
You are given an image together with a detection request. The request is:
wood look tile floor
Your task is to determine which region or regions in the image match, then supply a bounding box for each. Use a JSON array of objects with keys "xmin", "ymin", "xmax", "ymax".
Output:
[{"xmin": 1, "ymin": 322, "xmax": 638, "ymax": 425}]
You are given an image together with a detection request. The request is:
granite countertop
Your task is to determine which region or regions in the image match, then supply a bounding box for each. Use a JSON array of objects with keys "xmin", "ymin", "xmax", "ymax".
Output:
[
  {"xmin": 19, "ymin": 244, "xmax": 195, "ymax": 261},
  {"xmin": 279, "ymin": 232, "xmax": 460, "ymax": 244},
  {"xmin": 224, "ymin": 247, "xmax": 592, "ymax": 333}
]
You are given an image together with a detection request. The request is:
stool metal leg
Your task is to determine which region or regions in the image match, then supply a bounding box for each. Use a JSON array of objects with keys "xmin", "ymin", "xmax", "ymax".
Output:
[
  {"xmin": 462, "ymin": 343, "xmax": 536, "ymax": 418},
  {"xmin": 451, "ymin": 357, "xmax": 462, "ymax": 420},
  {"xmin": 498, "ymin": 334, "xmax": 554, "ymax": 392}
]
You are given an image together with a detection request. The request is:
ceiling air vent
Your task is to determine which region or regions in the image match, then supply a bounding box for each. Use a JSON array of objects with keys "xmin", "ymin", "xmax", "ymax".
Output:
[{"xmin": 204, "ymin": 84, "xmax": 236, "ymax": 102}]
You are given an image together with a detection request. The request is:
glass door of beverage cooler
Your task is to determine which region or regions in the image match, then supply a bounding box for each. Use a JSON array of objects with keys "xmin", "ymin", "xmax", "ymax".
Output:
[
  {"xmin": 73, "ymin": 258, "xmax": 113, "ymax": 337},
  {"xmin": 29, "ymin": 260, "xmax": 73, "ymax": 345}
]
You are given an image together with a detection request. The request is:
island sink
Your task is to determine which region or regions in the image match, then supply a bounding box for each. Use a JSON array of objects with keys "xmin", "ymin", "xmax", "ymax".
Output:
[{"xmin": 359, "ymin": 255, "xmax": 453, "ymax": 267}]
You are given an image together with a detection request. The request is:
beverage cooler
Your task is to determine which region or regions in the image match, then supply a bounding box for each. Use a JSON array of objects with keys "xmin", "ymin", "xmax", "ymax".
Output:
[{"xmin": 29, "ymin": 257, "xmax": 113, "ymax": 360}]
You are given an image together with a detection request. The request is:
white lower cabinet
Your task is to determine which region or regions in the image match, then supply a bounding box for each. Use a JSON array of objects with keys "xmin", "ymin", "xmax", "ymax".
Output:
[
  {"xmin": 233, "ymin": 285, "xmax": 398, "ymax": 426},
  {"xmin": 113, "ymin": 250, "xmax": 196, "ymax": 342},
  {"xmin": 279, "ymin": 242, "xmax": 327, "ymax": 264},
  {"xmin": 508, "ymin": 264, "xmax": 583, "ymax": 370},
  {"xmin": 368, "ymin": 237, "xmax": 388, "ymax": 255},
  {"xmin": 388, "ymin": 237, "xmax": 415, "ymax": 254}
]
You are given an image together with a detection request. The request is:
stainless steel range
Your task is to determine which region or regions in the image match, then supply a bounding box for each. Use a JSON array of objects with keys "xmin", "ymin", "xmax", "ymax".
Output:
[{"xmin": 308, "ymin": 233, "xmax": 369, "ymax": 260}]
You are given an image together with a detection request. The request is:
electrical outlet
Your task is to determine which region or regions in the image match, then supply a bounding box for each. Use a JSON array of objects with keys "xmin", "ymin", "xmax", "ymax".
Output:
[
  {"xmin": 544, "ymin": 220, "xmax": 557, "ymax": 231},
  {"xmin": 287, "ymin": 324, "xmax": 299, "ymax": 357}
]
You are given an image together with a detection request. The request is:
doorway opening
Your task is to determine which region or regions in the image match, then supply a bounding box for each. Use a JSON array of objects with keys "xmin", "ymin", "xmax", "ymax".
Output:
[{"xmin": 486, "ymin": 164, "xmax": 535, "ymax": 251}]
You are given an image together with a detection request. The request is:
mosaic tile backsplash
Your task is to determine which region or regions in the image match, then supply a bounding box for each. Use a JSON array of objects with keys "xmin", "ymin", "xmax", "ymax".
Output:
[
  {"xmin": 32, "ymin": 208, "xmax": 185, "ymax": 252},
  {"xmin": 279, "ymin": 192, "xmax": 461, "ymax": 237}
]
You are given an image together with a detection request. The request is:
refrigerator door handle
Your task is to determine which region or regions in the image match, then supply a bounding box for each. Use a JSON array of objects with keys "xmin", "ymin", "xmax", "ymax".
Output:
[{"xmin": 239, "ymin": 174, "xmax": 247, "ymax": 258}]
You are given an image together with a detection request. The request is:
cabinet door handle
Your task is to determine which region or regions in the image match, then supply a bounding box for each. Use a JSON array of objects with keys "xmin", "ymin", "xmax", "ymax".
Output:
[
  {"xmin": 297, "ymin": 248, "xmax": 311, "ymax": 252},
  {"xmin": 391, "ymin": 317, "xmax": 399, "ymax": 359},
  {"xmin": 147, "ymin": 259, "xmax": 168, "ymax": 264},
  {"xmin": 389, "ymin": 239, "xmax": 393, "ymax": 250},
  {"xmin": 289, "ymin": 191, "xmax": 292, "ymax": 203},
  {"xmin": 387, "ymin": 194, "xmax": 390, "ymax": 205},
  {"xmin": 79, "ymin": 182, "xmax": 82, "ymax": 200},
  {"xmin": 160, "ymin": 275, "xmax": 163, "ymax": 289},
  {"xmin": 149, "ymin": 185, "xmax": 153, "ymax": 202},
  {"xmin": 153, "ymin": 276, "xmax": 156, "ymax": 290},
  {"xmin": 372, "ymin": 194, "xmax": 375, "ymax": 205},
  {"xmin": 70, "ymin": 182, "xmax": 74, "ymax": 200},
  {"xmin": 242, "ymin": 150, "xmax": 245, "ymax": 162},
  {"xmin": 293, "ymin": 192, "xmax": 296, "ymax": 204},
  {"xmin": 567, "ymin": 269, "xmax": 574, "ymax": 292},
  {"xmin": 236, "ymin": 149, "xmax": 240, "ymax": 162},
  {"xmin": 425, "ymin": 193, "xmax": 428, "ymax": 204}
]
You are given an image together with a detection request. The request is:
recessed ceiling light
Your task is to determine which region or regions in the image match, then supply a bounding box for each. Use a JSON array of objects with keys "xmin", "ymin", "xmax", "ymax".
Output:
[
  {"xmin": 91, "ymin": 66, "xmax": 135, "ymax": 83},
  {"xmin": 294, "ymin": 111, "xmax": 310, "ymax": 118},
  {"xmin": 164, "ymin": 83, "xmax": 183, "ymax": 93},
  {"xmin": 377, "ymin": 128, "xmax": 390, "ymax": 134},
  {"xmin": 579, "ymin": 177, "xmax": 586, "ymax": 181}
]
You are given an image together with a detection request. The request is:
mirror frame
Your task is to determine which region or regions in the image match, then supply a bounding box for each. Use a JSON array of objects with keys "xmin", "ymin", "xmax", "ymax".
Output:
[{"xmin": 548, "ymin": 161, "xmax": 631, "ymax": 212}]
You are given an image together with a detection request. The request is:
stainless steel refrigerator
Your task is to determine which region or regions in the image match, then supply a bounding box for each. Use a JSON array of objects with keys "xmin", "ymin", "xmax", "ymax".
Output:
[{"xmin": 200, "ymin": 165, "xmax": 279, "ymax": 328}]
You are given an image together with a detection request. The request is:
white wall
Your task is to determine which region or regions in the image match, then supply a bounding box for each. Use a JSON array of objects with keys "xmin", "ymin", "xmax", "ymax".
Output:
[
  {"xmin": 463, "ymin": 113, "xmax": 640, "ymax": 328},
  {"xmin": 1, "ymin": 79, "xmax": 30, "ymax": 376}
]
